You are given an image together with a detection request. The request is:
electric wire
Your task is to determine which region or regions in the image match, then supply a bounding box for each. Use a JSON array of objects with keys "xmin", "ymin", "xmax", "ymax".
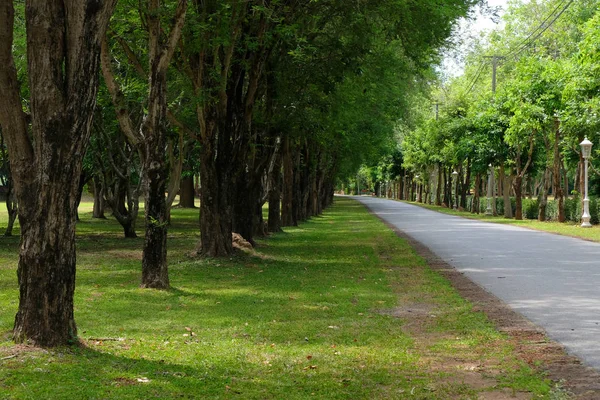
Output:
[
  {"xmin": 503, "ymin": 0, "xmax": 567, "ymax": 59},
  {"xmin": 462, "ymin": 61, "xmax": 486, "ymax": 96},
  {"xmin": 505, "ymin": 0, "xmax": 575, "ymax": 59},
  {"xmin": 462, "ymin": 0, "xmax": 575, "ymax": 96}
]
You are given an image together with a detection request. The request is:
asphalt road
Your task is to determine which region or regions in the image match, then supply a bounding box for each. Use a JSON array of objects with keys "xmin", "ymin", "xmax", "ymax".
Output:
[{"xmin": 353, "ymin": 195, "xmax": 600, "ymax": 370}]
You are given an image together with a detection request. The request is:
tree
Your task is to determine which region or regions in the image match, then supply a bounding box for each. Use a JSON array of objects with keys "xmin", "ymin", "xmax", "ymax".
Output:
[
  {"xmin": 0, "ymin": 0, "xmax": 116, "ymax": 346},
  {"xmin": 101, "ymin": 0, "xmax": 188, "ymax": 288}
]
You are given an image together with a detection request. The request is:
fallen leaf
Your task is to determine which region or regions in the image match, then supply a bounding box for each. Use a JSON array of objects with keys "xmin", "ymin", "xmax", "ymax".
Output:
[{"xmin": 306, "ymin": 355, "xmax": 313, "ymax": 360}]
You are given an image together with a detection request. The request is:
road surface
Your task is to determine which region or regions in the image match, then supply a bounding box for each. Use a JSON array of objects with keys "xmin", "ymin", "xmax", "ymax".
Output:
[{"xmin": 353, "ymin": 196, "xmax": 600, "ymax": 370}]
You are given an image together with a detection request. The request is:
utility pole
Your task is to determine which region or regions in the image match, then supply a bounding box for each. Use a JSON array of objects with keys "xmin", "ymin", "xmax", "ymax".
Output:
[
  {"xmin": 483, "ymin": 55, "xmax": 504, "ymax": 216},
  {"xmin": 432, "ymin": 102, "xmax": 442, "ymax": 120},
  {"xmin": 483, "ymin": 55, "xmax": 505, "ymax": 95}
]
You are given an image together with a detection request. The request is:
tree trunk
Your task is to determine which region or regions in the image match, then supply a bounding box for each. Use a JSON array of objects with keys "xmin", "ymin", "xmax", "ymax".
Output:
[
  {"xmin": 281, "ymin": 137, "xmax": 296, "ymax": 226},
  {"xmin": 472, "ymin": 173, "xmax": 481, "ymax": 214},
  {"xmin": 538, "ymin": 169, "xmax": 550, "ymax": 221},
  {"xmin": 179, "ymin": 173, "xmax": 196, "ymax": 208},
  {"xmin": 553, "ymin": 119, "xmax": 565, "ymax": 222},
  {"xmin": 513, "ymin": 175, "xmax": 523, "ymax": 220},
  {"xmin": 92, "ymin": 178, "xmax": 106, "ymax": 219},
  {"xmin": 491, "ymin": 167, "xmax": 497, "ymax": 216},
  {"xmin": 0, "ymin": 0, "xmax": 116, "ymax": 346},
  {"xmin": 140, "ymin": 0, "xmax": 187, "ymax": 288},
  {"xmin": 198, "ymin": 146, "xmax": 233, "ymax": 256},
  {"xmin": 232, "ymin": 167, "xmax": 258, "ymax": 246},
  {"xmin": 443, "ymin": 168, "xmax": 451, "ymax": 207},
  {"xmin": 4, "ymin": 178, "xmax": 18, "ymax": 236},
  {"xmin": 500, "ymin": 165, "xmax": 513, "ymax": 218},
  {"xmin": 268, "ymin": 152, "xmax": 282, "ymax": 233},
  {"xmin": 74, "ymin": 173, "xmax": 88, "ymax": 222},
  {"xmin": 435, "ymin": 164, "xmax": 442, "ymax": 205}
]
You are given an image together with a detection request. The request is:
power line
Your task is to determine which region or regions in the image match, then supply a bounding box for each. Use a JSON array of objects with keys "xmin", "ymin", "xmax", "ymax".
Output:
[
  {"xmin": 462, "ymin": 0, "xmax": 574, "ymax": 97},
  {"xmin": 504, "ymin": 0, "xmax": 567, "ymax": 59},
  {"xmin": 506, "ymin": 0, "xmax": 575, "ymax": 59},
  {"xmin": 463, "ymin": 61, "xmax": 486, "ymax": 96}
]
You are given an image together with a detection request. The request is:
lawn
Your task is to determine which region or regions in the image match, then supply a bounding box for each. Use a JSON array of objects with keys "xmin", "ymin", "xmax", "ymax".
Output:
[{"xmin": 0, "ymin": 198, "xmax": 557, "ymax": 399}]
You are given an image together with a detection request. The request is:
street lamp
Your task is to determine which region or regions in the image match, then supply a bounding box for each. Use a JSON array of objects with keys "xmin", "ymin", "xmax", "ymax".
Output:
[
  {"xmin": 580, "ymin": 137, "xmax": 593, "ymax": 228},
  {"xmin": 452, "ymin": 170, "xmax": 458, "ymax": 210},
  {"xmin": 485, "ymin": 164, "xmax": 493, "ymax": 216}
]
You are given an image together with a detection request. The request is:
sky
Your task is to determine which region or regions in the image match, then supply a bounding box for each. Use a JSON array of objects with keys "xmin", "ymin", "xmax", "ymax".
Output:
[{"xmin": 441, "ymin": 0, "xmax": 509, "ymax": 78}]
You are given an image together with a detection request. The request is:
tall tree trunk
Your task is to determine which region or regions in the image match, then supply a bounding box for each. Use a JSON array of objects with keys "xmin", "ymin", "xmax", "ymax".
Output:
[
  {"xmin": 538, "ymin": 169, "xmax": 551, "ymax": 221},
  {"xmin": 500, "ymin": 165, "xmax": 513, "ymax": 218},
  {"xmin": 179, "ymin": 172, "xmax": 196, "ymax": 208},
  {"xmin": 74, "ymin": 173, "xmax": 88, "ymax": 222},
  {"xmin": 461, "ymin": 162, "xmax": 471, "ymax": 209},
  {"xmin": 198, "ymin": 144, "xmax": 234, "ymax": 256},
  {"xmin": 0, "ymin": 0, "xmax": 116, "ymax": 346},
  {"xmin": 268, "ymin": 152, "xmax": 282, "ymax": 233},
  {"xmin": 553, "ymin": 119, "xmax": 565, "ymax": 222},
  {"xmin": 491, "ymin": 167, "xmax": 497, "ymax": 216},
  {"xmin": 4, "ymin": 177, "xmax": 18, "ymax": 236},
  {"xmin": 232, "ymin": 165, "xmax": 257, "ymax": 246},
  {"xmin": 140, "ymin": 0, "xmax": 187, "ymax": 288},
  {"xmin": 281, "ymin": 137, "xmax": 296, "ymax": 226},
  {"xmin": 513, "ymin": 175, "xmax": 523, "ymax": 220},
  {"xmin": 472, "ymin": 173, "xmax": 481, "ymax": 214},
  {"xmin": 435, "ymin": 164, "xmax": 442, "ymax": 205},
  {"xmin": 92, "ymin": 178, "xmax": 106, "ymax": 219}
]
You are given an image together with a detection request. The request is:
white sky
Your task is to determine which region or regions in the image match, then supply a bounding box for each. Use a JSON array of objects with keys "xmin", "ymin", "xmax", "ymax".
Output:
[{"xmin": 441, "ymin": 0, "xmax": 509, "ymax": 78}]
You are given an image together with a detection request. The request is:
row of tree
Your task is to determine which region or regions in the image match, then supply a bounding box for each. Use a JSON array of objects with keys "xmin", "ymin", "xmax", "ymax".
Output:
[
  {"xmin": 362, "ymin": 0, "xmax": 600, "ymax": 223},
  {"xmin": 0, "ymin": 1, "xmax": 477, "ymax": 346}
]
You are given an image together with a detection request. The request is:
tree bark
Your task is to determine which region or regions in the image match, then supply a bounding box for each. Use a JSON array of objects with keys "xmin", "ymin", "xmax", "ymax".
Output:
[
  {"xmin": 472, "ymin": 173, "xmax": 481, "ymax": 214},
  {"xmin": 0, "ymin": 0, "xmax": 116, "ymax": 346},
  {"xmin": 513, "ymin": 175, "xmax": 523, "ymax": 220},
  {"xmin": 92, "ymin": 178, "xmax": 106, "ymax": 219},
  {"xmin": 4, "ymin": 176, "xmax": 17, "ymax": 236},
  {"xmin": 268, "ymin": 151, "xmax": 283, "ymax": 233},
  {"xmin": 140, "ymin": 0, "xmax": 187, "ymax": 288},
  {"xmin": 538, "ymin": 169, "xmax": 551, "ymax": 221},
  {"xmin": 281, "ymin": 136, "xmax": 296, "ymax": 226},
  {"xmin": 553, "ymin": 119, "xmax": 565, "ymax": 222},
  {"xmin": 499, "ymin": 165, "xmax": 513, "ymax": 218},
  {"xmin": 179, "ymin": 173, "xmax": 196, "ymax": 208},
  {"xmin": 198, "ymin": 147, "xmax": 234, "ymax": 256},
  {"xmin": 435, "ymin": 165, "xmax": 442, "ymax": 205}
]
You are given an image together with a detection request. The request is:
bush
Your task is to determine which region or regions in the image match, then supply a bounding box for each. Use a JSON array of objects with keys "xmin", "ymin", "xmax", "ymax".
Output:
[
  {"xmin": 523, "ymin": 198, "xmax": 539, "ymax": 219},
  {"xmin": 469, "ymin": 195, "xmax": 600, "ymax": 225}
]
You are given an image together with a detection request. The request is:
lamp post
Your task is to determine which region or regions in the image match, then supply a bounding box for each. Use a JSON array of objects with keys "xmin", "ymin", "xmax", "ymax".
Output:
[
  {"xmin": 580, "ymin": 137, "xmax": 593, "ymax": 228},
  {"xmin": 452, "ymin": 170, "xmax": 458, "ymax": 210},
  {"xmin": 485, "ymin": 164, "xmax": 493, "ymax": 216}
]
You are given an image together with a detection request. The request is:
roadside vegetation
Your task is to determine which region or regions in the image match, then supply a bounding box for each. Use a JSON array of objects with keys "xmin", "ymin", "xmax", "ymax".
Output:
[
  {"xmin": 0, "ymin": 198, "xmax": 557, "ymax": 399},
  {"xmin": 408, "ymin": 199, "xmax": 600, "ymax": 244}
]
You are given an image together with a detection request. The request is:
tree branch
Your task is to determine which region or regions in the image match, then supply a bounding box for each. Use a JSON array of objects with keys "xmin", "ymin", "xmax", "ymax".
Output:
[{"xmin": 100, "ymin": 36, "xmax": 143, "ymax": 146}]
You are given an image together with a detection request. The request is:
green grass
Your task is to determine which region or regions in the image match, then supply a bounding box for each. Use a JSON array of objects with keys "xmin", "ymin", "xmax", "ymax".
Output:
[
  {"xmin": 0, "ymin": 198, "xmax": 555, "ymax": 399},
  {"xmin": 408, "ymin": 200, "xmax": 600, "ymax": 243}
]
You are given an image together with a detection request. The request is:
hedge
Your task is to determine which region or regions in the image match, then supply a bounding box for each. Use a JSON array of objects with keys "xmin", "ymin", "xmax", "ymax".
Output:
[{"xmin": 466, "ymin": 194, "xmax": 599, "ymax": 224}]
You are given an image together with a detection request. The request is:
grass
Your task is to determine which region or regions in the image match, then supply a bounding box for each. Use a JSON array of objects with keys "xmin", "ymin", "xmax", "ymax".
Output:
[
  {"xmin": 407, "ymin": 200, "xmax": 600, "ymax": 243},
  {"xmin": 0, "ymin": 198, "xmax": 556, "ymax": 399}
]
